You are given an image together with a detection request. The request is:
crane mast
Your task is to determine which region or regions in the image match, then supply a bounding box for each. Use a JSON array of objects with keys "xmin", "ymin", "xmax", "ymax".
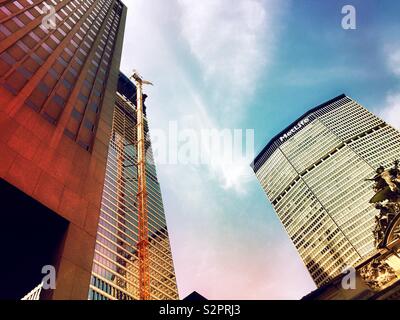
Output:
[{"xmin": 131, "ymin": 71, "xmax": 153, "ymax": 300}]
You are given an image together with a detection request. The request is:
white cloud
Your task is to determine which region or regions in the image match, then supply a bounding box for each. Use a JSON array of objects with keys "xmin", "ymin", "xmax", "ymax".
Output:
[
  {"xmin": 177, "ymin": 0, "xmax": 283, "ymax": 114},
  {"xmin": 386, "ymin": 45, "xmax": 400, "ymax": 77},
  {"xmin": 121, "ymin": 0, "xmax": 284, "ymax": 192},
  {"xmin": 169, "ymin": 87, "xmax": 255, "ymax": 193},
  {"xmin": 172, "ymin": 0, "xmax": 283, "ymax": 191},
  {"xmin": 380, "ymin": 92, "xmax": 400, "ymax": 130},
  {"xmin": 119, "ymin": 0, "xmax": 314, "ymax": 299},
  {"xmin": 379, "ymin": 45, "xmax": 400, "ymax": 130}
]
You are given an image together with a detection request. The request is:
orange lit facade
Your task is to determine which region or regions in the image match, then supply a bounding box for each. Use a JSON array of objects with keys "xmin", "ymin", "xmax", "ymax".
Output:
[{"xmin": 0, "ymin": 0, "xmax": 127, "ymax": 299}]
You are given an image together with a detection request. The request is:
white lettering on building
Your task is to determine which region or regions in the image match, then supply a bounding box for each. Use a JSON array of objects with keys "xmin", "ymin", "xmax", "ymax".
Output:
[{"xmin": 279, "ymin": 118, "xmax": 310, "ymax": 142}]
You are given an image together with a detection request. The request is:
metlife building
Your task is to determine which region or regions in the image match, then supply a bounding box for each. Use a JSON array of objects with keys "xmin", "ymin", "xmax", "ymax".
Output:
[{"xmin": 252, "ymin": 94, "xmax": 400, "ymax": 287}]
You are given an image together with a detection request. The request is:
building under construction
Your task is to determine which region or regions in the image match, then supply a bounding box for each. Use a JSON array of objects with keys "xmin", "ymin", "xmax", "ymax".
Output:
[{"xmin": 88, "ymin": 72, "xmax": 179, "ymax": 300}]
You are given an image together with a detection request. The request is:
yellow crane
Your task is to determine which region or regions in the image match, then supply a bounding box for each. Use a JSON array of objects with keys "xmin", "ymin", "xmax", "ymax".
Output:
[{"xmin": 130, "ymin": 71, "xmax": 153, "ymax": 300}]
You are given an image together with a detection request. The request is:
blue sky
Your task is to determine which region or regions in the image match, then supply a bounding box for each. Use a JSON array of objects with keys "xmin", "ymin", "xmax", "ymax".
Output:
[{"xmin": 120, "ymin": 0, "xmax": 400, "ymax": 299}]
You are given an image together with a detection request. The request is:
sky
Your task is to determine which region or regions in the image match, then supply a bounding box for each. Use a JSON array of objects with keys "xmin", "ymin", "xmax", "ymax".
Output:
[{"xmin": 120, "ymin": 0, "xmax": 400, "ymax": 299}]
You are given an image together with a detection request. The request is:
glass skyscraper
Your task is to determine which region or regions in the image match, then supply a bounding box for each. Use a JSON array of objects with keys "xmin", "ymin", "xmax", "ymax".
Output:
[
  {"xmin": 252, "ymin": 94, "xmax": 400, "ymax": 287},
  {"xmin": 88, "ymin": 73, "xmax": 179, "ymax": 300}
]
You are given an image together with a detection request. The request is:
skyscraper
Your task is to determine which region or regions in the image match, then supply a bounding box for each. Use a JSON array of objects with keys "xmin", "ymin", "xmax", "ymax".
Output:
[
  {"xmin": 0, "ymin": 0, "xmax": 127, "ymax": 299},
  {"xmin": 252, "ymin": 94, "xmax": 400, "ymax": 287},
  {"xmin": 88, "ymin": 73, "xmax": 179, "ymax": 300}
]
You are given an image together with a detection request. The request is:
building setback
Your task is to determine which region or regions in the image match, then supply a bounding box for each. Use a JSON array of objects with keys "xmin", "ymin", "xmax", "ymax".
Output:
[
  {"xmin": 252, "ymin": 94, "xmax": 400, "ymax": 287},
  {"xmin": 88, "ymin": 73, "xmax": 179, "ymax": 300},
  {"xmin": 0, "ymin": 0, "xmax": 126, "ymax": 299}
]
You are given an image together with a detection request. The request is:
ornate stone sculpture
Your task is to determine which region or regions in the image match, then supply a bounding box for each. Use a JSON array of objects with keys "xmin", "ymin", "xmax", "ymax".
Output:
[
  {"xmin": 359, "ymin": 258, "xmax": 397, "ymax": 291},
  {"xmin": 368, "ymin": 160, "xmax": 400, "ymax": 247}
]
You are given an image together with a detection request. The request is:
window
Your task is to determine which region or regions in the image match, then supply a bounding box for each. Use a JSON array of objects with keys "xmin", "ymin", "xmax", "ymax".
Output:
[{"xmin": 53, "ymin": 94, "xmax": 65, "ymax": 107}]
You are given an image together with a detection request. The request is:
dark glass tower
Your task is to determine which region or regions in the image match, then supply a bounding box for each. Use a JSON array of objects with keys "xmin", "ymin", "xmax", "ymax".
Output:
[{"xmin": 88, "ymin": 73, "xmax": 179, "ymax": 300}]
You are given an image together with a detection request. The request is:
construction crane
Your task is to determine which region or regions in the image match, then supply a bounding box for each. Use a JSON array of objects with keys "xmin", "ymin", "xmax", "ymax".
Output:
[{"xmin": 130, "ymin": 70, "xmax": 153, "ymax": 300}]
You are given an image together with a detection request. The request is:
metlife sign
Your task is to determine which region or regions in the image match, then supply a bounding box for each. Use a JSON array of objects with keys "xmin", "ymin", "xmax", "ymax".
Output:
[
  {"xmin": 252, "ymin": 95, "xmax": 347, "ymax": 172},
  {"xmin": 279, "ymin": 116, "xmax": 313, "ymax": 142}
]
